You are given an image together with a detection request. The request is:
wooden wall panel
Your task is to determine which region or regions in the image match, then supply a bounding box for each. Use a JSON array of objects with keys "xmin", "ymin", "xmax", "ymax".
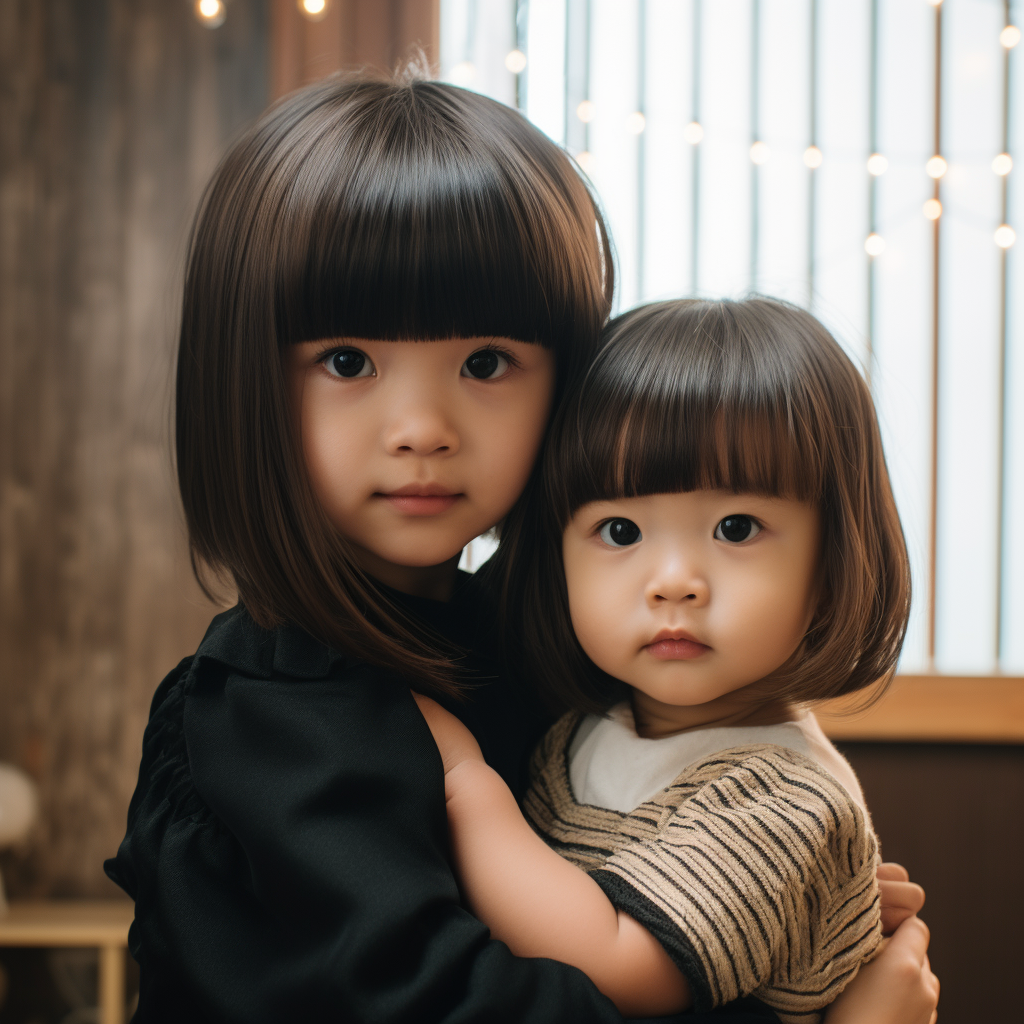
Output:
[
  {"xmin": 841, "ymin": 743, "xmax": 1024, "ymax": 1024},
  {"xmin": 0, "ymin": 0, "xmax": 268, "ymax": 898},
  {"xmin": 271, "ymin": 0, "xmax": 441, "ymax": 100}
]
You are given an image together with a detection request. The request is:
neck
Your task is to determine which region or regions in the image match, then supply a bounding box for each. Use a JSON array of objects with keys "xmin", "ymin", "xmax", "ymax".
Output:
[
  {"xmin": 630, "ymin": 689, "xmax": 798, "ymax": 740},
  {"xmin": 350, "ymin": 546, "xmax": 462, "ymax": 602}
]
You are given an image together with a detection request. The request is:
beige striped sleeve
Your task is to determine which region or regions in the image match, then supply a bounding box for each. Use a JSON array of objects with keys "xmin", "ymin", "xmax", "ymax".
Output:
[{"xmin": 590, "ymin": 747, "xmax": 881, "ymax": 1023}]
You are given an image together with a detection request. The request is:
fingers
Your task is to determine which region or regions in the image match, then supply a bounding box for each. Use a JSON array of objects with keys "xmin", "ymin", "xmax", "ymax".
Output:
[
  {"xmin": 887, "ymin": 915, "xmax": 931, "ymax": 962},
  {"xmin": 876, "ymin": 861, "xmax": 911, "ymax": 882},
  {"xmin": 878, "ymin": 877, "xmax": 926, "ymax": 934}
]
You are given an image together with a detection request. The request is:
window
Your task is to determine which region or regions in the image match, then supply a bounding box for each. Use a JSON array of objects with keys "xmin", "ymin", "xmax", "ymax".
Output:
[{"xmin": 446, "ymin": 0, "xmax": 1024, "ymax": 692}]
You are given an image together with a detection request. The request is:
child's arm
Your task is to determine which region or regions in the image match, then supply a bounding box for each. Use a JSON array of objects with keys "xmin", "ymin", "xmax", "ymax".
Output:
[{"xmin": 413, "ymin": 693, "xmax": 691, "ymax": 1018}]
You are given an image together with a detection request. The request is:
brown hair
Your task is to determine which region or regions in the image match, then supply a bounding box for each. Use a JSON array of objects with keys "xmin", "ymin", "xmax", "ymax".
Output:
[
  {"xmin": 496, "ymin": 298, "xmax": 911, "ymax": 714},
  {"xmin": 176, "ymin": 72, "xmax": 613, "ymax": 695}
]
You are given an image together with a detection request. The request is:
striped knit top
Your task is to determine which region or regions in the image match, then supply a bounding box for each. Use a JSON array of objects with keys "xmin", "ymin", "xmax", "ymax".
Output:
[{"xmin": 523, "ymin": 711, "xmax": 882, "ymax": 1023}]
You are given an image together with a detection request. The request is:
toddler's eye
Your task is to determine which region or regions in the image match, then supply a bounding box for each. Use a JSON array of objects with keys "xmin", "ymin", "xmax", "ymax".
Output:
[
  {"xmin": 325, "ymin": 348, "xmax": 375, "ymax": 378},
  {"xmin": 461, "ymin": 349, "xmax": 510, "ymax": 380},
  {"xmin": 715, "ymin": 515, "xmax": 761, "ymax": 543},
  {"xmin": 599, "ymin": 519, "xmax": 642, "ymax": 547}
]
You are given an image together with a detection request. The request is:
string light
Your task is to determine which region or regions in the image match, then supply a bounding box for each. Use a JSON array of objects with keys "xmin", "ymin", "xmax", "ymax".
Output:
[
  {"xmin": 626, "ymin": 112, "xmax": 646, "ymax": 135},
  {"xmin": 923, "ymin": 199, "xmax": 943, "ymax": 220},
  {"xmin": 749, "ymin": 141, "xmax": 770, "ymax": 165},
  {"xmin": 993, "ymin": 153, "xmax": 1013, "ymax": 176},
  {"xmin": 195, "ymin": 0, "xmax": 225, "ymax": 26},
  {"xmin": 865, "ymin": 233, "xmax": 886, "ymax": 257},
  {"xmin": 803, "ymin": 145, "xmax": 823, "ymax": 169},
  {"xmin": 866, "ymin": 153, "xmax": 888, "ymax": 176},
  {"xmin": 995, "ymin": 224, "xmax": 1016, "ymax": 249},
  {"xmin": 576, "ymin": 151, "xmax": 595, "ymax": 174},
  {"xmin": 505, "ymin": 49, "xmax": 527, "ymax": 74},
  {"xmin": 449, "ymin": 61, "xmax": 476, "ymax": 86},
  {"xmin": 1001, "ymin": 25, "xmax": 1021, "ymax": 49},
  {"xmin": 683, "ymin": 121, "xmax": 704, "ymax": 145},
  {"xmin": 576, "ymin": 100, "xmax": 595, "ymax": 123},
  {"xmin": 926, "ymin": 155, "xmax": 947, "ymax": 179},
  {"xmin": 298, "ymin": 0, "xmax": 328, "ymax": 20}
]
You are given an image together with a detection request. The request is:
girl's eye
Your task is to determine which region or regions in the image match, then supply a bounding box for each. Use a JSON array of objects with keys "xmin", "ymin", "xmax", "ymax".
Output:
[
  {"xmin": 461, "ymin": 349, "xmax": 510, "ymax": 380},
  {"xmin": 599, "ymin": 519, "xmax": 642, "ymax": 547},
  {"xmin": 714, "ymin": 515, "xmax": 761, "ymax": 544},
  {"xmin": 325, "ymin": 349, "xmax": 375, "ymax": 378}
]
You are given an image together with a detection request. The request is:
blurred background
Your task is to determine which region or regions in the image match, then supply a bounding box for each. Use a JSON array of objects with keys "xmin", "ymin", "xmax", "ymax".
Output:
[{"xmin": 0, "ymin": 1, "xmax": 1021, "ymax": 1021}]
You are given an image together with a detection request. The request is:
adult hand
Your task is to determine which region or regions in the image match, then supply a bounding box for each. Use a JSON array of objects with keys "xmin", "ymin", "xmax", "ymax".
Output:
[
  {"xmin": 826, "ymin": 916, "xmax": 938, "ymax": 1024},
  {"xmin": 877, "ymin": 861, "xmax": 926, "ymax": 934}
]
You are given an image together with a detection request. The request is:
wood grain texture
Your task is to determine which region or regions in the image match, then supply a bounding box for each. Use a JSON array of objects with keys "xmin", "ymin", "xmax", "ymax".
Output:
[
  {"xmin": 271, "ymin": 0, "xmax": 441, "ymax": 100},
  {"xmin": 818, "ymin": 675, "xmax": 1024, "ymax": 743},
  {"xmin": 0, "ymin": 0, "xmax": 268, "ymax": 897}
]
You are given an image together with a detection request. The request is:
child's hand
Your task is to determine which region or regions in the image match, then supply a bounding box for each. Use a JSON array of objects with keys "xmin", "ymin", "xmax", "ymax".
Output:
[
  {"xmin": 411, "ymin": 692, "xmax": 485, "ymax": 776},
  {"xmin": 876, "ymin": 861, "xmax": 926, "ymax": 935},
  {"xmin": 825, "ymin": 916, "xmax": 938, "ymax": 1024}
]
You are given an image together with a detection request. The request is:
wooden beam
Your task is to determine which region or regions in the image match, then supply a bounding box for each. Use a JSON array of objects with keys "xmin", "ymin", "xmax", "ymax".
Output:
[
  {"xmin": 271, "ymin": 0, "xmax": 441, "ymax": 101},
  {"xmin": 817, "ymin": 675, "xmax": 1024, "ymax": 744}
]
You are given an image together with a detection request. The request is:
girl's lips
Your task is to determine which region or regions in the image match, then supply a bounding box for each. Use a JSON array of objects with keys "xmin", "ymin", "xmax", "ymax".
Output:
[
  {"xmin": 644, "ymin": 637, "xmax": 711, "ymax": 660},
  {"xmin": 380, "ymin": 493, "xmax": 462, "ymax": 515}
]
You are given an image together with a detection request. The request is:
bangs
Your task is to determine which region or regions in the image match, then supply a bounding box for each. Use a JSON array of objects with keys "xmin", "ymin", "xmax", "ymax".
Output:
[
  {"xmin": 267, "ymin": 79, "xmax": 609, "ymax": 356},
  {"xmin": 546, "ymin": 299, "xmax": 850, "ymax": 524}
]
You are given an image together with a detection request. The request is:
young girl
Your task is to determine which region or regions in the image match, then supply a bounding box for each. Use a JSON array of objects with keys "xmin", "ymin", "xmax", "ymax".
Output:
[
  {"xmin": 415, "ymin": 298, "xmax": 929, "ymax": 1022},
  {"xmin": 105, "ymin": 70, "xmax": 934, "ymax": 1023}
]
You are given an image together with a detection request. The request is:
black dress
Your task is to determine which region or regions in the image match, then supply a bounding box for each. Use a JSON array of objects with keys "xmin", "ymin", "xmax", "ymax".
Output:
[{"xmin": 106, "ymin": 573, "xmax": 778, "ymax": 1023}]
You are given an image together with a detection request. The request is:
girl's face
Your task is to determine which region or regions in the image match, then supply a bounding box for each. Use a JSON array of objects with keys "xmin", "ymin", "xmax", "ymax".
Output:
[
  {"xmin": 286, "ymin": 337, "xmax": 555, "ymax": 597},
  {"xmin": 562, "ymin": 490, "xmax": 820, "ymax": 736}
]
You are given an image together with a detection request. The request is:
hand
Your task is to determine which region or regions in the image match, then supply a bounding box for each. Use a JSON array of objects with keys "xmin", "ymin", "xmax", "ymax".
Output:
[
  {"xmin": 826, "ymin": 916, "xmax": 938, "ymax": 1024},
  {"xmin": 877, "ymin": 861, "xmax": 926, "ymax": 935},
  {"xmin": 411, "ymin": 692, "xmax": 485, "ymax": 776}
]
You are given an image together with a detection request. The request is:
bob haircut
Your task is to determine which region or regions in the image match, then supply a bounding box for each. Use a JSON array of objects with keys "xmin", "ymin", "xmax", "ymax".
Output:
[
  {"xmin": 176, "ymin": 71, "xmax": 614, "ymax": 695},
  {"xmin": 496, "ymin": 298, "xmax": 911, "ymax": 714}
]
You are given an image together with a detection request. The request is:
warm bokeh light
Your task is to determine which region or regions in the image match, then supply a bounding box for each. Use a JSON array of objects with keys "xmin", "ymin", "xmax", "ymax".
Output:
[
  {"xmin": 803, "ymin": 145, "xmax": 823, "ymax": 169},
  {"xmin": 505, "ymin": 49, "xmax": 527, "ymax": 74},
  {"xmin": 926, "ymin": 155, "xmax": 948, "ymax": 179},
  {"xmin": 298, "ymin": 0, "xmax": 328, "ymax": 20},
  {"xmin": 626, "ymin": 112, "xmax": 646, "ymax": 135},
  {"xmin": 1001, "ymin": 25, "xmax": 1021, "ymax": 49},
  {"xmin": 749, "ymin": 141, "xmax": 770, "ymax": 165},
  {"xmin": 576, "ymin": 151, "xmax": 595, "ymax": 174},
  {"xmin": 866, "ymin": 153, "xmax": 888, "ymax": 176},
  {"xmin": 195, "ymin": 0, "xmax": 225, "ymax": 26},
  {"xmin": 923, "ymin": 199, "xmax": 943, "ymax": 221},
  {"xmin": 865, "ymin": 233, "xmax": 886, "ymax": 257},
  {"xmin": 683, "ymin": 121, "xmax": 704, "ymax": 145},
  {"xmin": 995, "ymin": 224, "xmax": 1016, "ymax": 249},
  {"xmin": 576, "ymin": 100, "xmax": 595, "ymax": 123},
  {"xmin": 449, "ymin": 61, "xmax": 476, "ymax": 86},
  {"xmin": 992, "ymin": 153, "xmax": 1013, "ymax": 176}
]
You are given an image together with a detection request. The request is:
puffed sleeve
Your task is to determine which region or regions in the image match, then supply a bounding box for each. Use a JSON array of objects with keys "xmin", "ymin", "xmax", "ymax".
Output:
[{"xmin": 589, "ymin": 747, "xmax": 882, "ymax": 1024}]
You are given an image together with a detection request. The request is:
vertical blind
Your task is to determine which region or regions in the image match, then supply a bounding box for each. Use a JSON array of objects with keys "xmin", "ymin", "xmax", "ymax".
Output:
[{"xmin": 443, "ymin": 0, "xmax": 1023, "ymax": 677}]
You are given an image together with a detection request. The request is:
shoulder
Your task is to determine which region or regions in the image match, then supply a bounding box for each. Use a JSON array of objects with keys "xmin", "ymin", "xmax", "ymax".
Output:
[{"xmin": 671, "ymin": 749, "xmax": 872, "ymax": 851}]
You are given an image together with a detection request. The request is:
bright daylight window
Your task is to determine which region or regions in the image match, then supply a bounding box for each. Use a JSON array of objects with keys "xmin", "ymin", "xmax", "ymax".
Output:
[{"xmin": 445, "ymin": 0, "xmax": 1023, "ymax": 679}]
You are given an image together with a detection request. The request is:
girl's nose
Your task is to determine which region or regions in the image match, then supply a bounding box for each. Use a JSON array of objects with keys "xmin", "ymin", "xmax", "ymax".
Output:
[
  {"xmin": 645, "ymin": 558, "xmax": 710, "ymax": 607},
  {"xmin": 383, "ymin": 404, "xmax": 460, "ymax": 457}
]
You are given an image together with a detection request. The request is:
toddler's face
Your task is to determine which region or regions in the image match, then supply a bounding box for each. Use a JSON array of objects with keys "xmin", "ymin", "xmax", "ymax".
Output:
[
  {"xmin": 285, "ymin": 337, "xmax": 555, "ymax": 590},
  {"xmin": 562, "ymin": 490, "xmax": 820, "ymax": 734}
]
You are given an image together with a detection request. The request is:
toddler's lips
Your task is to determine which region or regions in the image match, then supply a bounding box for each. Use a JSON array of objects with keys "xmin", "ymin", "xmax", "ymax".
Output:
[
  {"xmin": 644, "ymin": 637, "xmax": 711, "ymax": 660},
  {"xmin": 379, "ymin": 487, "xmax": 462, "ymax": 515}
]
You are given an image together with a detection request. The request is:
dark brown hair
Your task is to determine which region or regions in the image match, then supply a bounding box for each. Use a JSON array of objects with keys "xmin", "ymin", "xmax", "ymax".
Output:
[
  {"xmin": 176, "ymin": 72, "xmax": 614, "ymax": 694},
  {"xmin": 496, "ymin": 298, "xmax": 911, "ymax": 714}
]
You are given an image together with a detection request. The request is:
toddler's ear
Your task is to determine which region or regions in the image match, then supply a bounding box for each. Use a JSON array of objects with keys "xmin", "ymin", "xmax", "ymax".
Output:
[{"xmin": 410, "ymin": 691, "xmax": 484, "ymax": 774}]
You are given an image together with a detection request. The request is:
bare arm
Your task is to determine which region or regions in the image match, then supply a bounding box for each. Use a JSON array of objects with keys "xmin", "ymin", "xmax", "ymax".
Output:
[{"xmin": 413, "ymin": 693, "xmax": 690, "ymax": 1018}]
